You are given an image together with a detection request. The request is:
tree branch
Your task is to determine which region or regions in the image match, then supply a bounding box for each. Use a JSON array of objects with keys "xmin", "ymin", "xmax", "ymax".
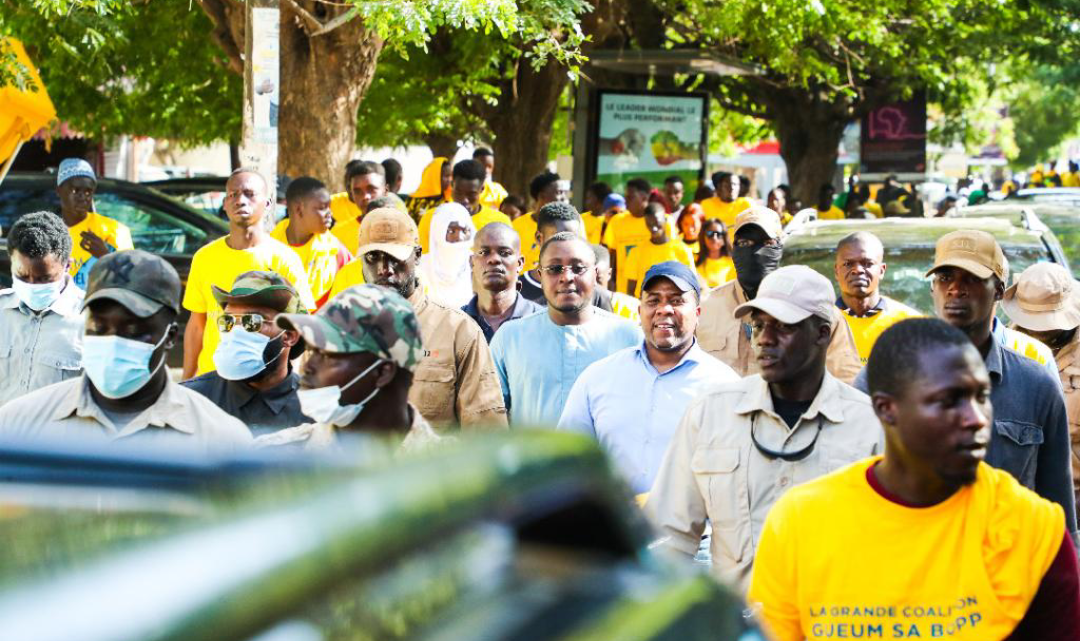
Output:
[
  {"xmin": 281, "ymin": 0, "xmax": 323, "ymax": 34},
  {"xmin": 312, "ymin": 8, "xmax": 356, "ymax": 37},
  {"xmin": 194, "ymin": 0, "xmax": 243, "ymax": 75}
]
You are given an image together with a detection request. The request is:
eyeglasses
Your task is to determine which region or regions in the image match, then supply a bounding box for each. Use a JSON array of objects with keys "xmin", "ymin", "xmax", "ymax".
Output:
[
  {"xmin": 705, "ymin": 230, "xmax": 725, "ymax": 239},
  {"xmin": 750, "ymin": 415, "xmax": 823, "ymax": 462},
  {"xmin": 540, "ymin": 264, "xmax": 592, "ymax": 277},
  {"xmin": 217, "ymin": 313, "xmax": 270, "ymax": 333}
]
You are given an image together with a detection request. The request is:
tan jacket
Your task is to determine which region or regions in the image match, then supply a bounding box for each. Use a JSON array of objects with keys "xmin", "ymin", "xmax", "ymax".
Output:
[
  {"xmin": 645, "ymin": 372, "xmax": 883, "ymax": 594},
  {"xmin": 255, "ymin": 403, "xmax": 444, "ymax": 453},
  {"xmin": 696, "ymin": 280, "xmax": 862, "ymax": 383},
  {"xmin": 1054, "ymin": 335, "xmax": 1080, "ymax": 505},
  {"xmin": 409, "ymin": 291, "xmax": 508, "ymax": 431}
]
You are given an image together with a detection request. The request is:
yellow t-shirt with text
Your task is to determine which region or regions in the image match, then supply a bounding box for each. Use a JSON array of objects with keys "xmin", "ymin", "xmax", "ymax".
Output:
[
  {"xmin": 749, "ymin": 458, "xmax": 1065, "ymax": 641},
  {"xmin": 67, "ymin": 212, "xmax": 134, "ymax": 288},
  {"xmin": 418, "ymin": 206, "xmax": 511, "ymax": 254},
  {"xmin": 271, "ymin": 220, "xmax": 352, "ymax": 308},
  {"xmin": 620, "ymin": 238, "xmax": 695, "ymax": 296},
  {"xmin": 183, "ymin": 237, "xmax": 316, "ymax": 376}
]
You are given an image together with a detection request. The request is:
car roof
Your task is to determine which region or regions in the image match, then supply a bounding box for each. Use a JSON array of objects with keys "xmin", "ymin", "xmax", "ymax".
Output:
[
  {"xmin": 783, "ymin": 217, "xmax": 1046, "ymax": 250},
  {"xmin": 1015, "ymin": 187, "xmax": 1080, "ymax": 197}
]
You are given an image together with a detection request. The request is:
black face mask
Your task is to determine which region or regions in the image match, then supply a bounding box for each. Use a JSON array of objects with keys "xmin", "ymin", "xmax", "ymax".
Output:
[{"xmin": 733, "ymin": 244, "xmax": 783, "ymax": 297}]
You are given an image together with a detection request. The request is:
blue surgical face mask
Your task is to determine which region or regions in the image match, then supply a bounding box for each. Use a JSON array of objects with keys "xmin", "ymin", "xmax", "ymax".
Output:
[
  {"xmin": 82, "ymin": 327, "xmax": 173, "ymax": 400},
  {"xmin": 213, "ymin": 328, "xmax": 285, "ymax": 381},
  {"xmin": 12, "ymin": 276, "xmax": 65, "ymax": 312},
  {"xmin": 297, "ymin": 358, "xmax": 383, "ymax": 427}
]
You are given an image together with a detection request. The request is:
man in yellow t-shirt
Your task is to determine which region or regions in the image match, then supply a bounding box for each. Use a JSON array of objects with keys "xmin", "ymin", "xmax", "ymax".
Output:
[
  {"xmin": 834, "ymin": 231, "xmax": 920, "ymax": 362},
  {"xmin": 513, "ymin": 170, "xmax": 567, "ymax": 271},
  {"xmin": 183, "ymin": 169, "xmax": 316, "ymax": 379},
  {"xmin": 418, "ymin": 159, "xmax": 511, "ymax": 254},
  {"xmin": 271, "ymin": 177, "xmax": 352, "ymax": 309},
  {"xmin": 749, "ymin": 318, "xmax": 1080, "ymax": 641},
  {"xmin": 55, "ymin": 158, "xmax": 134, "ymax": 289},
  {"xmin": 815, "ymin": 182, "xmax": 846, "ymax": 220},
  {"xmin": 602, "ymin": 178, "xmax": 657, "ymax": 286},
  {"xmin": 700, "ymin": 171, "xmax": 751, "ymax": 231},
  {"xmin": 473, "ymin": 147, "xmax": 508, "ymax": 209},
  {"xmin": 329, "ymin": 160, "xmax": 386, "ymax": 225},
  {"xmin": 621, "ymin": 203, "xmax": 695, "ymax": 297}
]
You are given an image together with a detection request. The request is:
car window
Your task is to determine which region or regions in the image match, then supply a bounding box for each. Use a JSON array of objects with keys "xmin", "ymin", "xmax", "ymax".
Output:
[
  {"xmin": 0, "ymin": 187, "xmax": 57, "ymax": 233},
  {"xmin": 93, "ymin": 192, "xmax": 208, "ymax": 254},
  {"xmin": 781, "ymin": 243, "xmax": 1053, "ymax": 318}
]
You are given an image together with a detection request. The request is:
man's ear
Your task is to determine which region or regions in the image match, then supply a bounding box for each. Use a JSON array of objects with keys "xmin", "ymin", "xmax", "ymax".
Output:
[
  {"xmin": 281, "ymin": 329, "xmax": 301, "ymax": 348},
  {"xmin": 816, "ymin": 317, "xmax": 833, "ymax": 347},
  {"xmin": 871, "ymin": 391, "xmax": 898, "ymax": 427},
  {"xmin": 164, "ymin": 322, "xmax": 180, "ymax": 350},
  {"xmin": 373, "ymin": 360, "xmax": 399, "ymax": 388},
  {"xmin": 994, "ymin": 277, "xmax": 1006, "ymax": 301}
]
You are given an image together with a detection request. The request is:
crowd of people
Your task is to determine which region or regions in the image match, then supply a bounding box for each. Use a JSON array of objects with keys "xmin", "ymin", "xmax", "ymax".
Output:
[{"xmin": 3, "ymin": 151, "xmax": 1080, "ymax": 638}]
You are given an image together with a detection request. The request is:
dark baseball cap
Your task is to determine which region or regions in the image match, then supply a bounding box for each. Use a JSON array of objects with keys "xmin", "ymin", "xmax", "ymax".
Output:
[
  {"xmin": 642, "ymin": 261, "xmax": 701, "ymax": 298},
  {"xmin": 82, "ymin": 250, "xmax": 182, "ymax": 318}
]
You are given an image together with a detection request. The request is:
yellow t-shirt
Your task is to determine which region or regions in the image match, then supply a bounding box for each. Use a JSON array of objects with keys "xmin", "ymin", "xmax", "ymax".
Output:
[
  {"xmin": 696, "ymin": 255, "xmax": 736, "ymax": 289},
  {"xmin": 1001, "ymin": 325, "xmax": 1056, "ymax": 370},
  {"xmin": 700, "ymin": 196, "xmax": 751, "ymax": 230},
  {"xmin": 182, "ymin": 237, "xmax": 316, "ymax": 376},
  {"xmin": 67, "ymin": 212, "xmax": 134, "ymax": 288},
  {"xmin": 602, "ymin": 211, "xmax": 652, "ymax": 263},
  {"xmin": 583, "ymin": 211, "xmax": 605, "ymax": 245},
  {"xmin": 330, "ymin": 217, "xmax": 362, "ymax": 257},
  {"xmin": 418, "ymin": 206, "xmax": 511, "ymax": 254},
  {"xmin": 749, "ymin": 458, "xmax": 1065, "ymax": 641},
  {"xmin": 817, "ymin": 205, "xmax": 846, "ymax": 220},
  {"xmin": 610, "ymin": 291, "xmax": 640, "ymax": 323},
  {"xmin": 620, "ymin": 238, "xmax": 696, "ymax": 296},
  {"xmin": 513, "ymin": 213, "xmax": 540, "ymax": 271},
  {"xmin": 839, "ymin": 297, "xmax": 921, "ymax": 363},
  {"xmin": 1063, "ymin": 172, "xmax": 1080, "ymax": 188},
  {"xmin": 864, "ymin": 202, "xmax": 884, "ymax": 218},
  {"xmin": 328, "ymin": 257, "xmax": 365, "ymax": 302},
  {"xmin": 271, "ymin": 220, "xmax": 352, "ymax": 308},
  {"xmin": 329, "ymin": 192, "xmax": 361, "ymax": 224},
  {"xmin": 479, "ymin": 180, "xmax": 508, "ymax": 209}
]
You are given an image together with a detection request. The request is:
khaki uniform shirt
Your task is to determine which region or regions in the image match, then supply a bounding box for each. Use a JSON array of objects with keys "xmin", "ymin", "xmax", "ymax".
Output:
[
  {"xmin": 696, "ymin": 280, "xmax": 862, "ymax": 383},
  {"xmin": 254, "ymin": 404, "xmax": 444, "ymax": 453},
  {"xmin": 645, "ymin": 372, "xmax": 884, "ymax": 594},
  {"xmin": 1054, "ymin": 335, "xmax": 1080, "ymax": 506},
  {"xmin": 0, "ymin": 279, "xmax": 84, "ymax": 407},
  {"xmin": 409, "ymin": 291, "xmax": 508, "ymax": 431},
  {"xmin": 0, "ymin": 375, "xmax": 253, "ymax": 453}
]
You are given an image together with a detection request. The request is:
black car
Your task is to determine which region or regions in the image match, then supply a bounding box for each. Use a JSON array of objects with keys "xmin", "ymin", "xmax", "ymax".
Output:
[{"xmin": 0, "ymin": 172, "xmax": 229, "ymax": 287}]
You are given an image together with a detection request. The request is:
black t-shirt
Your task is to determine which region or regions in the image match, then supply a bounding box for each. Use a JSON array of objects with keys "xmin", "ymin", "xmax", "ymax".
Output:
[{"xmin": 771, "ymin": 395, "xmax": 813, "ymax": 429}]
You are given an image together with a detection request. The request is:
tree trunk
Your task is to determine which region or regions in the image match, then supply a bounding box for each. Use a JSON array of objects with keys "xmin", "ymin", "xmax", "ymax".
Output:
[
  {"xmin": 486, "ymin": 59, "xmax": 570, "ymax": 199},
  {"xmin": 765, "ymin": 88, "xmax": 850, "ymax": 208},
  {"xmin": 196, "ymin": 0, "xmax": 383, "ymax": 187}
]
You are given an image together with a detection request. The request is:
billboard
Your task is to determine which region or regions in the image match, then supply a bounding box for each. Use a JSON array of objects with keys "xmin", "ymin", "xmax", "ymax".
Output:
[
  {"xmin": 592, "ymin": 91, "xmax": 708, "ymax": 202},
  {"xmin": 859, "ymin": 91, "xmax": 927, "ymax": 175}
]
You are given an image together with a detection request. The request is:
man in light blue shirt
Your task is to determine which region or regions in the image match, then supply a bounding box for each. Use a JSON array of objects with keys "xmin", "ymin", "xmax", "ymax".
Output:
[
  {"xmin": 558, "ymin": 262, "xmax": 738, "ymax": 494},
  {"xmin": 491, "ymin": 232, "xmax": 642, "ymax": 426}
]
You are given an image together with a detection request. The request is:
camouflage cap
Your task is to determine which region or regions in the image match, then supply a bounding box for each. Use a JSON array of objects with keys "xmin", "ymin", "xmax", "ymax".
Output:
[
  {"xmin": 211, "ymin": 270, "xmax": 306, "ymax": 314},
  {"xmin": 275, "ymin": 284, "xmax": 423, "ymax": 371},
  {"xmin": 82, "ymin": 250, "xmax": 181, "ymax": 318}
]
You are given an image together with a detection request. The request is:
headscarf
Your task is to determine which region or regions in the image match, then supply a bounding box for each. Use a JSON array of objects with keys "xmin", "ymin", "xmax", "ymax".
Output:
[
  {"xmin": 413, "ymin": 157, "xmax": 449, "ymax": 200},
  {"xmin": 417, "ymin": 202, "xmax": 476, "ymax": 308}
]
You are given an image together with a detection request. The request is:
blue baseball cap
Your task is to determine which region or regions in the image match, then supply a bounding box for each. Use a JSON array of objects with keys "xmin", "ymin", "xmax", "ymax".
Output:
[
  {"xmin": 642, "ymin": 261, "xmax": 701, "ymax": 298},
  {"xmin": 602, "ymin": 193, "xmax": 626, "ymax": 210}
]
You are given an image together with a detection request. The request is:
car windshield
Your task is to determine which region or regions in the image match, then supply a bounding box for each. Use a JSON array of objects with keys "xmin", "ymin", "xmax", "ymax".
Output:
[{"xmin": 960, "ymin": 205, "xmax": 1080, "ymax": 278}]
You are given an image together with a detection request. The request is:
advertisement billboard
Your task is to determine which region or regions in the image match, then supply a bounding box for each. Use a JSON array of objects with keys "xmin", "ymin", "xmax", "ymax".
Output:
[
  {"xmin": 592, "ymin": 91, "xmax": 708, "ymax": 202},
  {"xmin": 859, "ymin": 91, "xmax": 927, "ymax": 175}
]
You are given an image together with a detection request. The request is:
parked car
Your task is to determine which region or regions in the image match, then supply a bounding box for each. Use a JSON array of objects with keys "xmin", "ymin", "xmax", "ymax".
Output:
[
  {"xmin": 0, "ymin": 172, "xmax": 229, "ymax": 286},
  {"xmin": 1006, "ymin": 187, "xmax": 1080, "ymax": 207},
  {"xmin": 0, "ymin": 173, "xmax": 230, "ymax": 366},
  {"xmin": 957, "ymin": 202, "xmax": 1080, "ymax": 279},
  {"xmin": 0, "ymin": 432, "xmax": 763, "ymax": 641},
  {"xmin": 781, "ymin": 217, "xmax": 1069, "ymax": 315},
  {"xmin": 146, "ymin": 176, "xmax": 288, "ymax": 224}
]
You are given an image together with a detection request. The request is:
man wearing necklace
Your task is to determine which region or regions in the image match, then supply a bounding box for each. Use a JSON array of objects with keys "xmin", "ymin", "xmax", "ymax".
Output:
[{"xmin": 646, "ymin": 265, "xmax": 883, "ymax": 594}]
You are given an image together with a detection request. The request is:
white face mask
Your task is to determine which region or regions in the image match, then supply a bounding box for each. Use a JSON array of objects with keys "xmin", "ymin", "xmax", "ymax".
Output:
[
  {"xmin": 12, "ymin": 276, "xmax": 64, "ymax": 311},
  {"xmin": 213, "ymin": 328, "xmax": 285, "ymax": 381},
  {"xmin": 296, "ymin": 359, "xmax": 383, "ymax": 427},
  {"xmin": 82, "ymin": 327, "xmax": 173, "ymax": 400}
]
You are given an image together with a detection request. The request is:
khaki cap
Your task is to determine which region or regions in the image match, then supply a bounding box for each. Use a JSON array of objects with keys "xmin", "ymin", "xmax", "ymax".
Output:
[
  {"xmin": 925, "ymin": 230, "xmax": 1007, "ymax": 282},
  {"xmin": 1002, "ymin": 263, "xmax": 1080, "ymax": 332},
  {"xmin": 733, "ymin": 206, "xmax": 784, "ymax": 239},
  {"xmin": 734, "ymin": 265, "xmax": 835, "ymax": 324},
  {"xmin": 358, "ymin": 207, "xmax": 420, "ymax": 262}
]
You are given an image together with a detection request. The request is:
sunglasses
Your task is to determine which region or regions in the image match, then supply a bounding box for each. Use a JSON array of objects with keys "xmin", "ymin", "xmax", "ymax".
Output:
[
  {"xmin": 705, "ymin": 230, "xmax": 724, "ymax": 239},
  {"xmin": 217, "ymin": 313, "xmax": 270, "ymax": 333},
  {"xmin": 540, "ymin": 264, "xmax": 592, "ymax": 277}
]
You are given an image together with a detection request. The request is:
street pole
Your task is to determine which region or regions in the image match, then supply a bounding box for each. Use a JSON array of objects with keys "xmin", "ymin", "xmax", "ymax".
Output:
[{"xmin": 241, "ymin": 0, "xmax": 280, "ymax": 219}]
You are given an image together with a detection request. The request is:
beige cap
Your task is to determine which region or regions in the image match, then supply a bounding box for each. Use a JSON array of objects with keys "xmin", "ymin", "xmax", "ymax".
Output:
[
  {"xmin": 358, "ymin": 207, "xmax": 420, "ymax": 262},
  {"xmin": 733, "ymin": 265, "xmax": 835, "ymax": 324},
  {"xmin": 1002, "ymin": 263, "xmax": 1080, "ymax": 331},
  {"xmin": 925, "ymin": 229, "xmax": 1008, "ymax": 282},
  {"xmin": 733, "ymin": 205, "xmax": 783, "ymax": 239}
]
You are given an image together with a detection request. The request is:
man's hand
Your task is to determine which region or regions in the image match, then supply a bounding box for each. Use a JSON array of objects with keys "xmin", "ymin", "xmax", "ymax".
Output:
[{"xmin": 80, "ymin": 231, "xmax": 110, "ymax": 258}]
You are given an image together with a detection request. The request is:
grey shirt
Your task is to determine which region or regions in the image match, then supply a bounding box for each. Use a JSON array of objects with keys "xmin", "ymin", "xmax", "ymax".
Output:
[
  {"xmin": 855, "ymin": 339, "xmax": 1077, "ymax": 533},
  {"xmin": 0, "ymin": 279, "xmax": 84, "ymax": 407}
]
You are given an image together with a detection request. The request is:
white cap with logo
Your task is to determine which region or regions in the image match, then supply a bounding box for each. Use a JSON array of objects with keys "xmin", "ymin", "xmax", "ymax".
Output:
[{"xmin": 733, "ymin": 265, "xmax": 835, "ymax": 324}]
